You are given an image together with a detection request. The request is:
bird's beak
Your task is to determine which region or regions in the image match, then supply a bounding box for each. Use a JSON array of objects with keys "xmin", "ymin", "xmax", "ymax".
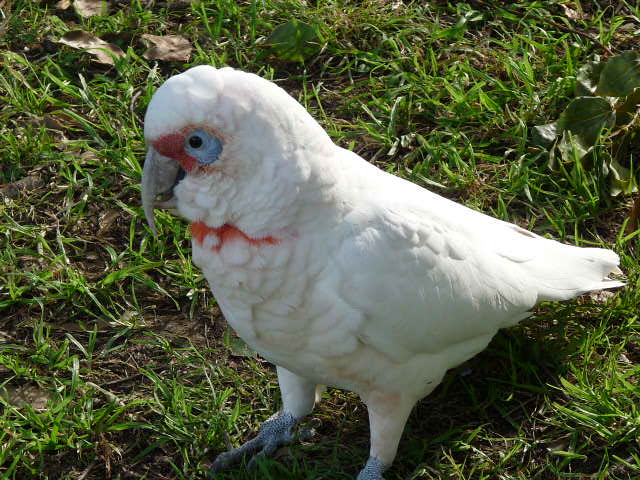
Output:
[{"xmin": 141, "ymin": 147, "xmax": 183, "ymax": 236}]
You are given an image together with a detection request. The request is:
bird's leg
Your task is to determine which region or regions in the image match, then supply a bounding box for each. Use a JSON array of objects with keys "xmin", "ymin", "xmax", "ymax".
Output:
[
  {"xmin": 210, "ymin": 366, "xmax": 317, "ymax": 473},
  {"xmin": 356, "ymin": 391, "xmax": 416, "ymax": 480}
]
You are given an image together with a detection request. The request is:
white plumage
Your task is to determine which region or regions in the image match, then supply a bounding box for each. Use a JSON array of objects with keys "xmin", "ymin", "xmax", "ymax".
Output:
[{"xmin": 141, "ymin": 65, "xmax": 624, "ymax": 479}]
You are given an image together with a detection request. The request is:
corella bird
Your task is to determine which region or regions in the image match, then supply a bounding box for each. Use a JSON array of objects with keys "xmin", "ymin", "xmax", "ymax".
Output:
[{"xmin": 141, "ymin": 65, "xmax": 624, "ymax": 479}]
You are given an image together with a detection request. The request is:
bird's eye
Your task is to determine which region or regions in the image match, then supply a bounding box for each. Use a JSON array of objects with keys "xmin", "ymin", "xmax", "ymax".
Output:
[
  {"xmin": 184, "ymin": 129, "xmax": 223, "ymax": 165},
  {"xmin": 189, "ymin": 135, "xmax": 203, "ymax": 149}
]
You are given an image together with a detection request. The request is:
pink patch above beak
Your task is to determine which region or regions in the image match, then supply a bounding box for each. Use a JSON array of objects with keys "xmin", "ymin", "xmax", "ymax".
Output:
[{"xmin": 153, "ymin": 132, "xmax": 197, "ymax": 171}]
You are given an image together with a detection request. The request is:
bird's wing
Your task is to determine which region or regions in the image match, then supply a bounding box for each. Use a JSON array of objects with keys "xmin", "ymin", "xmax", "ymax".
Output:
[
  {"xmin": 331, "ymin": 199, "xmax": 532, "ymax": 364},
  {"xmin": 327, "ymin": 152, "xmax": 621, "ymax": 365}
]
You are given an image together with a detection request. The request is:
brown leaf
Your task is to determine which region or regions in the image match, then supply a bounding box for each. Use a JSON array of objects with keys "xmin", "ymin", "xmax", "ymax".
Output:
[
  {"xmin": 166, "ymin": 0, "xmax": 198, "ymax": 9},
  {"xmin": 56, "ymin": 0, "xmax": 72, "ymax": 9},
  {"xmin": 43, "ymin": 115, "xmax": 66, "ymax": 131},
  {"xmin": 0, "ymin": 1, "xmax": 10, "ymax": 37},
  {"xmin": 25, "ymin": 114, "xmax": 69, "ymax": 143},
  {"xmin": 74, "ymin": 0, "xmax": 108, "ymax": 17},
  {"xmin": 0, "ymin": 172, "xmax": 45, "ymax": 199},
  {"xmin": 0, "ymin": 330, "xmax": 14, "ymax": 344},
  {"xmin": 560, "ymin": 3, "xmax": 588, "ymax": 21},
  {"xmin": 545, "ymin": 436, "xmax": 570, "ymax": 452},
  {"xmin": 1, "ymin": 384, "xmax": 52, "ymax": 410},
  {"xmin": 142, "ymin": 34, "xmax": 192, "ymax": 62},
  {"xmin": 98, "ymin": 209, "xmax": 121, "ymax": 235},
  {"xmin": 27, "ymin": 113, "xmax": 67, "ymax": 131},
  {"xmin": 589, "ymin": 289, "xmax": 616, "ymax": 304},
  {"xmin": 57, "ymin": 30, "xmax": 124, "ymax": 65}
]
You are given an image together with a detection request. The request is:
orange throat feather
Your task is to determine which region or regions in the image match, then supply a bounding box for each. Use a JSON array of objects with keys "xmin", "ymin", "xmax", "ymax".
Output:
[{"xmin": 190, "ymin": 221, "xmax": 280, "ymax": 252}]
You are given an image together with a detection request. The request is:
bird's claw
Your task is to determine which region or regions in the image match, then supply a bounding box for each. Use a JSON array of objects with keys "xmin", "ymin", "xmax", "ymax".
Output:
[
  {"xmin": 356, "ymin": 456, "xmax": 387, "ymax": 480},
  {"xmin": 209, "ymin": 411, "xmax": 297, "ymax": 475}
]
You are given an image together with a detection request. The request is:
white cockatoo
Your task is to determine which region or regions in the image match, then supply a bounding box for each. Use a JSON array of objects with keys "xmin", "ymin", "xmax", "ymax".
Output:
[{"xmin": 141, "ymin": 65, "xmax": 624, "ymax": 479}]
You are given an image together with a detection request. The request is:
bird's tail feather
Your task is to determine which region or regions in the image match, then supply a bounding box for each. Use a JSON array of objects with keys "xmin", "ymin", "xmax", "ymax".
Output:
[{"xmin": 533, "ymin": 245, "xmax": 625, "ymax": 302}]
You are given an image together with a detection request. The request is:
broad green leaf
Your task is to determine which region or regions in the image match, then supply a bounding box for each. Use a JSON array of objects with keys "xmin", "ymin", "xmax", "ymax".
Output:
[
  {"xmin": 547, "ymin": 140, "xmax": 558, "ymax": 170},
  {"xmin": 557, "ymin": 96, "xmax": 615, "ymax": 154},
  {"xmin": 615, "ymin": 88, "xmax": 640, "ymax": 125},
  {"xmin": 608, "ymin": 132, "xmax": 638, "ymax": 196},
  {"xmin": 531, "ymin": 122, "xmax": 558, "ymax": 148},
  {"xmin": 558, "ymin": 130, "xmax": 589, "ymax": 163},
  {"xmin": 608, "ymin": 158, "xmax": 637, "ymax": 196},
  {"xmin": 575, "ymin": 57, "xmax": 604, "ymax": 96},
  {"xmin": 264, "ymin": 20, "xmax": 323, "ymax": 63},
  {"xmin": 595, "ymin": 51, "xmax": 640, "ymax": 97}
]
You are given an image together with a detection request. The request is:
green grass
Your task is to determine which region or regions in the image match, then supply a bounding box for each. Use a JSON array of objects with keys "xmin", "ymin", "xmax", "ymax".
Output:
[{"xmin": 1, "ymin": 1, "xmax": 639, "ymax": 479}]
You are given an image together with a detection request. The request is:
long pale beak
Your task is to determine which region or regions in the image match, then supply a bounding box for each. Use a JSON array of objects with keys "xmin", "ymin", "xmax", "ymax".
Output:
[{"xmin": 141, "ymin": 147, "xmax": 182, "ymax": 236}]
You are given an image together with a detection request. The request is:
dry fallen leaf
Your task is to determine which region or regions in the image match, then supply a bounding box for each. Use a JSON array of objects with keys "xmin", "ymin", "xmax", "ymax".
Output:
[
  {"xmin": 0, "ymin": 384, "xmax": 52, "ymax": 410},
  {"xmin": 0, "ymin": 330, "xmax": 14, "ymax": 343},
  {"xmin": 98, "ymin": 209, "xmax": 121, "ymax": 235},
  {"xmin": 0, "ymin": 0, "xmax": 10, "ymax": 37},
  {"xmin": 545, "ymin": 436, "xmax": 570, "ymax": 452},
  {"xmin": 74, "ymin": 0, "xmax": 108, "ymax": 17},
  {"xmin": 560, "ymin": 3, "xmax": 588, "ymax": 21},
  {"xmin": 57, "ymin": 30, "xmax": 124, "ymax": 65},
  {"xmin": 0, "ymin": 171, "xmax": 46, "ymax": 199},
  {"xmin": 166, "ymin": 0, "xmax": 198, "ymax": 9},
  {"xmin": 589, "ymin": 289, "xmax": 616, "ymax": 304},
  {"xmin": 142, "ymin": 34, "xmax": 192, "ymax": 62},
  {"xmin": 27, "ymin": 113, "xmax": 67, "ymax": 131},
  {"xmin": 56, "ymin": 0, "xmax": 72, "ymax": 9},
  {"xmin": 619, "ymin": 353, "xmax": 631, "ymax": 364},
  {"xmin": 25, "ymin": 114, "xmax": 70, "ymax": 143}
]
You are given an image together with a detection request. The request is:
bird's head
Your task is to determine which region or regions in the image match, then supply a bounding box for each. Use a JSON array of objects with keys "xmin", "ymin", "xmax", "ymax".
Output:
[{"xmin": 142, "ymin": 65, "xmax": 335, "ymax": 237}]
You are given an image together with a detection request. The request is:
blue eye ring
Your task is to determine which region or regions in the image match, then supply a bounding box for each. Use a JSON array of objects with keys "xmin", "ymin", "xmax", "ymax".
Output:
[{"xmin": 184, "ymin": 129, "xmax": 223, "ymax": 165}]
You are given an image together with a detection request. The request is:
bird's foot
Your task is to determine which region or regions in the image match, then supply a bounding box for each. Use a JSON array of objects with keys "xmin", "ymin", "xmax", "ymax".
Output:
[
  {"xmin": 356, "ymin": 456, "xmax": 387, "ymax": 480},
  {"xmin": 210, "ymin": 411, "xmax": 297, "ymax": 474}
]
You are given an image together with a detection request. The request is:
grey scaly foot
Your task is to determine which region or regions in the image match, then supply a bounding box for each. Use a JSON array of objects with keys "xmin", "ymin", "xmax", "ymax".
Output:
[
  {"xmin": 356, "ymin": 456, "xmax": 387, "ymax": 480},
  {"xmin": 209, "ymin": 411, "xmax": 297, "ymax": 474}
]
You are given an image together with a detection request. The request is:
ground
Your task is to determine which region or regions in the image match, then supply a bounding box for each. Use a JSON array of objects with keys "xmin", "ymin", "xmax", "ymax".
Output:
[{"xmin": 1, "ymin": 1, "xmax": 639, "ymax": 479}]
